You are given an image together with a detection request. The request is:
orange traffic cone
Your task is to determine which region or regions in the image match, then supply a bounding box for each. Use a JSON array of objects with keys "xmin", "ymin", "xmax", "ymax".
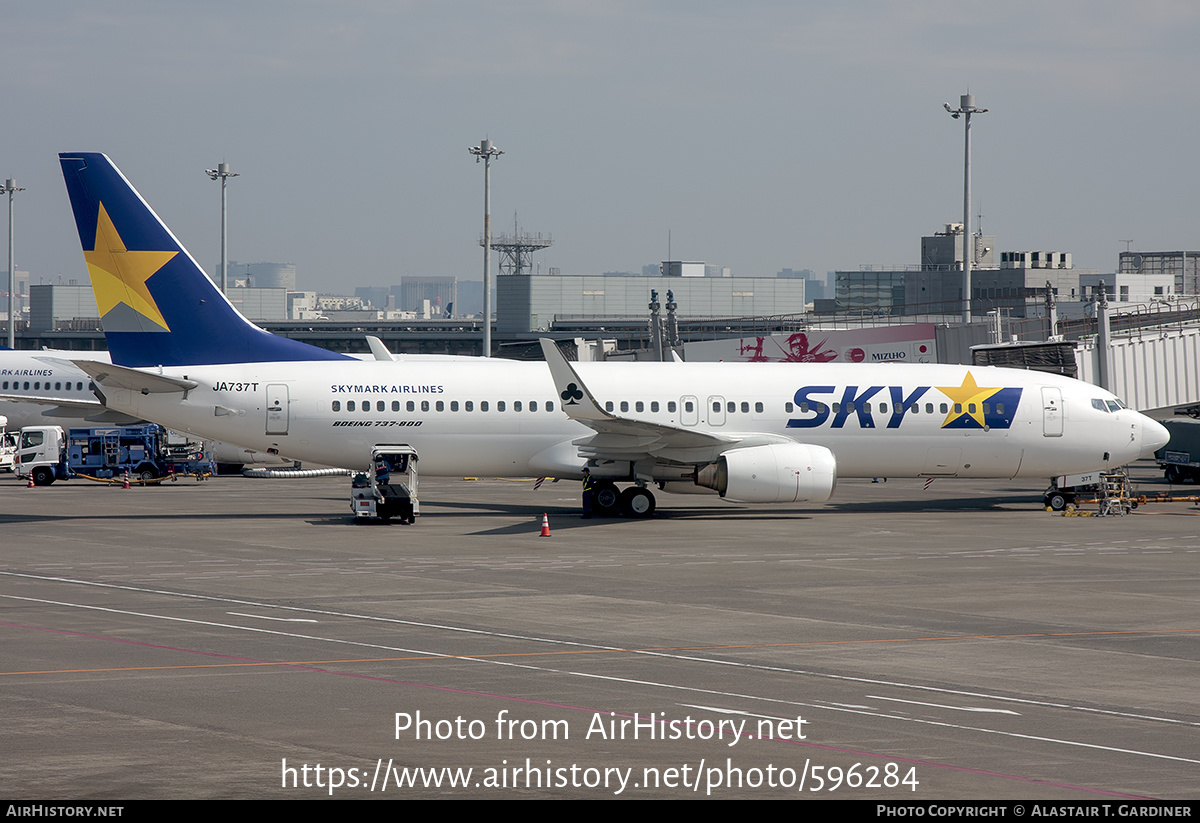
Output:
[
  {"xmin": 539, "ymin": 513, "xmax": 551, "ymax": 538},
  {"xmin": 122, "ymin": 470, "xmax": 131, "ymax": 490},
  {"xmin": 26, "ymin": 473, "xmax": 34, "ymax": 488}
]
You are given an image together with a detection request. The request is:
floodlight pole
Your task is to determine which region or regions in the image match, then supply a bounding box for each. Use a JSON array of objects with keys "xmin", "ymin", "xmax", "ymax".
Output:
[
  {"xmin": 204, "ymin": 162, "xmax": 239, "ymax": 294},
  {"xmin": 2, "ymin": 179, "xmax": 24, "ymax": 348},
  {"xmin": 944, "ymin": 94, "xmax": 987, "ymax": 325},
  {"xmin": 469, "ymin": 139, "xmax": 502, "ymax": 357}
]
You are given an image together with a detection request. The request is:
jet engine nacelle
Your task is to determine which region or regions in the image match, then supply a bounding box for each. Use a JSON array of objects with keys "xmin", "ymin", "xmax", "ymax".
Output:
[{"xmin": 696, "ymin": 442, "xmax": 837, "ymax": 503}]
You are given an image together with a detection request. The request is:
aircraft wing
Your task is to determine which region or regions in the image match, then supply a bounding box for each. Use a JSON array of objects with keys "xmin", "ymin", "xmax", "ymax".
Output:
[
  {"xmin": 539, "ymin": 339, "xmax": 792, "ymax": 464},
  {"xmin": 0, "ymin": 393, "xmax": 102, "ymax": 410}
]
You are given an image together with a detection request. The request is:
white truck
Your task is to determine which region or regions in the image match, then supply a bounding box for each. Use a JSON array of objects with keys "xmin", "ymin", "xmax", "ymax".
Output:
[{"xmin": 0, "ymin": 416, "xmax": 16, "ymax": 473}]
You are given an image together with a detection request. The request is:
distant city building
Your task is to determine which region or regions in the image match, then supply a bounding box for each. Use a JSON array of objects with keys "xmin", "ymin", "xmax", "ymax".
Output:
[
  {"xmin": 777, "ymin": 268, "xmax": 829, "ymax": 301},
  {"xmin": 662, "ymin": 261, "xmax": 706, "ymax": 278},
  {"xmin": 354, "ymin": 278, "xmax": 457, "ymax": 317},
  {"xmin": 1, "ymin": 269, "xmax": 29, "ymax": 319},
  {"xmin": 225, "ymin": 261, "xmax": 297, "ymax": 291},
  {"xmin": 1080, "ymin": 271, "xmax": 1174, "ymax": 304},
  {"xmin": 226, "ymin": 287, "xmax": 287, "ymax": 320},
  {"xmin": 316, "ymin": 295, "xmax": 366, "ymax": 311},
  {"xmin": 972, "ymin": 251, "xmax": 1084, "ymax": 316},
  {"xmin": 834, "ymin": 224, "xmax": 1092, "ymax": 318},
  {"xmin": 1119, "ymin": 251, "xmax": 1200, "ymax": 296},
  {"xmin": 355, "ymin": 286, "xmax": 391, "ymax": 310},
  {"xmin": 921, "ymin": 223, "xmax": 996, "ymax": 270},
  {"xmin": 397, "ymin": 276, "xmax": 456, "ymax": 317},
  {"xmin": 28, "ymin": 284, "xmax": 97, "ymax": 333}
]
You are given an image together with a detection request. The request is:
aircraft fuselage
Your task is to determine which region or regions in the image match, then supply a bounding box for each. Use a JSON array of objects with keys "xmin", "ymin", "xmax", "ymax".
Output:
[{"xmin": 88, "ymin": 358, "xmax": 1157, "ymax": 482}]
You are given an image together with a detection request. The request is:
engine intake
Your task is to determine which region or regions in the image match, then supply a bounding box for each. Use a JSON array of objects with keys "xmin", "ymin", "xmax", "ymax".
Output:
[{"xmin": 696, "ymin": 442, "xmax": 837, "ymax": 503}]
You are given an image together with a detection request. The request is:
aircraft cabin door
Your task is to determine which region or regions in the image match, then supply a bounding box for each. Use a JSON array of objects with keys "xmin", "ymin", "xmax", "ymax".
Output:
[
  {"xmin": 1042, "ymin": 387, "xmax": 1063, "ymax": 437},
  {"xmin": 680, "ymin": 395, "xmax": 699, "ymax": 427},
  {"xmin": 266, "ymin": 384, "xmax": 290, "ymax": 435},
  {"xmin": 707, "ymin": 395, "xmax": 726, "ymax": 426}
]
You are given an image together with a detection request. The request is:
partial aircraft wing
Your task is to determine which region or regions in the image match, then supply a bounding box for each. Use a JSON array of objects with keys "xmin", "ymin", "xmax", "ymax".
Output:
[
  {"xmin": 0, "ymin": 393, "xmax": 102, "ymax": 410},
  {"xmin": 539, "ymin": 339, "xmax": 791, "ymax": 464}
]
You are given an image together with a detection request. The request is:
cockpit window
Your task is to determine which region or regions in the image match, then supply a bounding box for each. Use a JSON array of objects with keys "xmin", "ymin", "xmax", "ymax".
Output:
[
  {"xmin": 1105, "ymin": 400, "xmax": 1122, "ymax": 412},
  {"xmin": 1091, "ymin": 399, "xmax": 1109, "ymax": 412}
]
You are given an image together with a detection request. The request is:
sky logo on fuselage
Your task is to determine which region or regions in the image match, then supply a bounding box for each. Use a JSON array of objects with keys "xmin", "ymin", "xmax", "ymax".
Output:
[{"xmin": 787, "ymin": 373, "xmax": 1022, "ymax": 431}]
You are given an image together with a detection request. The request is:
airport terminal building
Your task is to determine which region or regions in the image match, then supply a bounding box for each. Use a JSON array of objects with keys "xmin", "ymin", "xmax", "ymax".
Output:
[{"xmin": 496, "ymin": 266, "xmax": 808, "ymax": 333}]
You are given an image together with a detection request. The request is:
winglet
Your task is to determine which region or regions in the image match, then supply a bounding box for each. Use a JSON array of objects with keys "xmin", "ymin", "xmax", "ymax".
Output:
[
  {"xmin": 539, "ymin": 339, "xmax": 614, "ymax": 423},
  {"xmin": 366, "ymin": 336, "xmax": 396, "ymax": 361},
  {"xmin": 58, "ymin": 152, "xmax": 352, "ymax": 367}
]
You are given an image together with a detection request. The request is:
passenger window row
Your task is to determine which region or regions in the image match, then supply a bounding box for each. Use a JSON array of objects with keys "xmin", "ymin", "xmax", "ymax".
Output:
[
  {"xmin": 326, "ymin": 396, "xmax": 1025, "ymax": 418},
  {"xmin": 793, "ymin": 401, "xmax": 1006, "ymax": 416},
  {"xmin": 331, "ymin": 399, "xmax": 556, "ymax": 413},
  {"xmin": 602, "ymin": 400, "xmax": 771, "ymax": 414},
  {"xmin": 1, "ymin": 380, "xmax": 89, "ymax": 391}
]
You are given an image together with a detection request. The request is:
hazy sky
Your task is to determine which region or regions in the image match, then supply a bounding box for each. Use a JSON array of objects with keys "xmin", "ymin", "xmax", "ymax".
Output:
[{"xmin": 3, "ymin": 1, "xmax": 1197, "ymax": 292}]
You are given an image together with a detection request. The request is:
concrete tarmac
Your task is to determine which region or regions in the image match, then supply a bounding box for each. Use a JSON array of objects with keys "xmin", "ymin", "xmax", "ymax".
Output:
[{"xmin": 1, "ymin": 463, "xmax": 1196, "ymax": 799}]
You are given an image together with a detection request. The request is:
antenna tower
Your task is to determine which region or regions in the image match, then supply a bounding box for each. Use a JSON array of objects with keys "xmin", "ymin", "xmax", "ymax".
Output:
[{"xmin": 483, "ymin": 212, "xmax": 553, "ymax": 275}]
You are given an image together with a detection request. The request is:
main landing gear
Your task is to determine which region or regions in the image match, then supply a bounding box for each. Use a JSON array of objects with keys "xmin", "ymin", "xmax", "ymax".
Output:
[{"xmin": 590, "ymin": 481, "xmax": 656, "ymax": 519}]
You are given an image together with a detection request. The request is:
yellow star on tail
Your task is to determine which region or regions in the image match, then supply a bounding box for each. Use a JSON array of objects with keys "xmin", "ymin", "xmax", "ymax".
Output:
[
  {"xmin": 83, "ymin": 202, "xmax": 177, "ymax": 331},
  {"xmin": 937, "ymin": 372, "xmax": 1000, "ymax": 428}
]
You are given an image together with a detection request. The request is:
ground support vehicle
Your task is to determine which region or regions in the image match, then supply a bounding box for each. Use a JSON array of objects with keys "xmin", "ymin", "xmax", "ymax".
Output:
[
  {"xmin": 1154, "ymin": 418, "xmax": 1200, "ymax": 484},
  {"xmin": 0, "ymin": 416, "xmax": 16, "ymax": 472},
  {"xmin": 351, "ymin": 445, "xmax": 419, "ymax": 523},
  {"xmin": 16, "ymin": 425, "xmax": 214, "ymax": 486},
  {"xmin": 1042, "ymin": 471, "xmax": 1103, "ymax": 511}
]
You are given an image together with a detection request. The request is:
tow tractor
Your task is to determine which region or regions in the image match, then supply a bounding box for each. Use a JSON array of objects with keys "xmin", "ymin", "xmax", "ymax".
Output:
[
  {"xmin": 351, "ymin": 445, "xmax": 419, "ymax": 523},
  {"xmin": 1042, "ymin": 470, "xmax": 1103, "ymax": 511}
]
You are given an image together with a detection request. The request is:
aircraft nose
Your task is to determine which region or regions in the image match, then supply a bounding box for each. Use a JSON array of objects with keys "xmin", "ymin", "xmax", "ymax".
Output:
[{"xmin": 1141, "ymin": 415, "xmax": 1170, "ymax": 457}]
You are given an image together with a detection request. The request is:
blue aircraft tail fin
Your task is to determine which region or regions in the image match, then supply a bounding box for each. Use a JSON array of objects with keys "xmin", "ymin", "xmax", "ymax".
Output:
[{"xmin": 58, "ymin": 152, "xmax": 351, "ymax": 367}]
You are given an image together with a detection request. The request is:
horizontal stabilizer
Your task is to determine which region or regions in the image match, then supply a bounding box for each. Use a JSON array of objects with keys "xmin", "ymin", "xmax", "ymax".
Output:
[{"xmin": 72, "ymin": 360, "xmax": 198, "ymax": 394}]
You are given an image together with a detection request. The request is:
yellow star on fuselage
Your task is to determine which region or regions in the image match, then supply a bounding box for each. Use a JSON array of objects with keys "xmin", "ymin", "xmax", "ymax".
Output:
[
  {"xmin": 83, "ymin": 202, "xmax": 177, "ymax": 331},
  {"xmin": 937, "ymin": 371, "xmax": 1001, "ymax": 428}
]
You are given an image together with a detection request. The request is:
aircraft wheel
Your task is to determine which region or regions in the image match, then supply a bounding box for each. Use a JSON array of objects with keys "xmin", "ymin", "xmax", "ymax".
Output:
[
  {"xmin": 32, "ymin": 467, "xmax": 54, "ymax": 487},
  {"xmin": 1046, "ymin": 492, "xmax": 1068, "ymax": 511},
  {"xmin": 619, "ymin": 486, "xmax": 656, "ymax": 518},
  {"xmin": 592, "ymin": 482, "xmax": 620, "ymax": 517}
]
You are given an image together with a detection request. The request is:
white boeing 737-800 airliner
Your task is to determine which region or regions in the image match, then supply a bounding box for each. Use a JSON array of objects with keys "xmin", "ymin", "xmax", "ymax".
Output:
[{"xmin": 57, "ymin": 152, "xmax": 1168, "ymax": 516}]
